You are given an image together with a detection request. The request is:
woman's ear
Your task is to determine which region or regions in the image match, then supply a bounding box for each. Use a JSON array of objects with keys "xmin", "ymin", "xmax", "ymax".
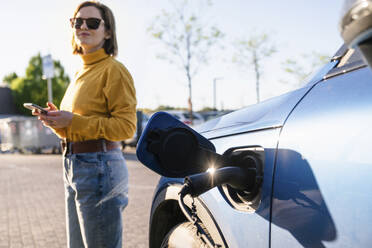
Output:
[{"xmin": 105, "ymin": 31, "xmax": 111, "ymax": 40}]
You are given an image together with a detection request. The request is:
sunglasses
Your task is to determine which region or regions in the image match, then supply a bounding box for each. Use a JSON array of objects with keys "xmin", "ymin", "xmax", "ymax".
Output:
[{"xmin": 70, "ymin": 17, "xmax": 104, "ymax": 30}]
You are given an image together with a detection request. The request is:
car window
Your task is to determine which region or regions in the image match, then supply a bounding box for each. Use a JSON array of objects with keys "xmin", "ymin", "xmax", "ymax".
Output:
[
  {"xmin": 336, "ymin": 47, "xmax": 363, "ymax": 67},
  {"xmin": 183, "ymin": 113, "xmax": 201, "ymax": 120},
  {"xmin": 193, "ymin": 114, "xmax": 201, "ymax": 120},
  {"xmin": 172, "ymin": 114, "xmax": 180, "ymax": 120},
  {"xmin": 324, "ymin": 44, "xmax": 367, "ymax": 79}
]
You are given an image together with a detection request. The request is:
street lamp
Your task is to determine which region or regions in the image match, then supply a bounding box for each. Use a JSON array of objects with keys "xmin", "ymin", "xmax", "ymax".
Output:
[{"xmin": 213, "ymin": 77, "xmax": 223, "ymax": 111}]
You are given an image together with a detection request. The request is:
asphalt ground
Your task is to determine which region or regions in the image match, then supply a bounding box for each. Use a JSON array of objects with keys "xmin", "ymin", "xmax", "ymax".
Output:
[{"xmin": 0, "ymin": 148, "xmax": 160, "ymax": 248}]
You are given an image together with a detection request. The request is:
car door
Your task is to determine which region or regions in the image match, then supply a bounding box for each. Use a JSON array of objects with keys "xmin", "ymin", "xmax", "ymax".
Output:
[{"xmin": 271, "ymin": 57, "xmax": 372, "ymax": 247}]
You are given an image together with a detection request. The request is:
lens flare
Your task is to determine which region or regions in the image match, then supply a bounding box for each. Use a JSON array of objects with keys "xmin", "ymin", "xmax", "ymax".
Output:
[{"xmin": 207, "ymin": 167, "xmax": 216, "ymax": 174}]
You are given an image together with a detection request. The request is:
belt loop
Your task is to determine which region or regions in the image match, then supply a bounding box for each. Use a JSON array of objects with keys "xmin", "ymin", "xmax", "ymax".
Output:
[{"xmin": 102, "ymin": 139, "xmax": 107, "ymax": 152}]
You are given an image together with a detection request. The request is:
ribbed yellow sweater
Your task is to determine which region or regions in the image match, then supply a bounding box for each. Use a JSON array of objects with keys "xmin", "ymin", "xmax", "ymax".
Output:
[{"xmin": 52, "ymin": 48, "xmax": 137, "ymax": 142}]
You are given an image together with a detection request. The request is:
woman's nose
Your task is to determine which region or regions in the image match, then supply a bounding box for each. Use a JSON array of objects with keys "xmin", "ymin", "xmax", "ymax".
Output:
[{"xmin": 80, "ymin": 20, "xmax": 88, "ymax": 30}]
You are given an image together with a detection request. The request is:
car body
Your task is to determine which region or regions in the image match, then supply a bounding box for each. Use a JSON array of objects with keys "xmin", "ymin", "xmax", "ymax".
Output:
[
  {"xmin": 139, "ymin": 1, "xmax": 372, "ymax": 247},
  {"xmin": 164, "ymin": 110, "xmax": 205, "ymax": 126},
  {"xmin": 143, "ymin": 43, "xmax": 372, "ymax": 248}
]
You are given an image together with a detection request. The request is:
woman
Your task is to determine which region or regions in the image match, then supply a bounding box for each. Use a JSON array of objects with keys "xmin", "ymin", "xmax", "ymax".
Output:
[{"xmin": 34, "ymin": 1, "xmax": 137, "ymax": 247}]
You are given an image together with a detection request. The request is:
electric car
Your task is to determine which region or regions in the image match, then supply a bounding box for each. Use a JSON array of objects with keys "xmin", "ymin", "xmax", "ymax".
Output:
[{"xmin": 137, "ymin": 1, "xmax": 372, "ymax": 247}]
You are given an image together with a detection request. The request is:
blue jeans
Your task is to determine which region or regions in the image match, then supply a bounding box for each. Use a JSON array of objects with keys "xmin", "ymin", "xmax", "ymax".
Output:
[{"xmin": 63, "ymin": 148, "xmax": 129, "ymax": 248}]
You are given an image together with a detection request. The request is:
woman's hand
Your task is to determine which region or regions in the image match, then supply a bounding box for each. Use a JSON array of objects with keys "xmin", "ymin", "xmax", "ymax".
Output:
[
  {"xmin": 31, "ymin": 102, "xmax": 57, "ymax": 116},
  {"xmin": 35, "ymin": 102, "xmax": 73, "ymax": 129},
  {"xmin": 41, "ymin": 110, "xmax": 73, "ymax": 129}
]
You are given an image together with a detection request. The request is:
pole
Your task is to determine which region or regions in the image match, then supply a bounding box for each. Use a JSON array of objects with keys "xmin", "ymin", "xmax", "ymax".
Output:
[
  {"xmin": 47, "ymin": 78, "xmax": 53, "ymax": 103},
  {"xmin": 42, "ymin": 54, "xmax": 54, "ymax": 103}
]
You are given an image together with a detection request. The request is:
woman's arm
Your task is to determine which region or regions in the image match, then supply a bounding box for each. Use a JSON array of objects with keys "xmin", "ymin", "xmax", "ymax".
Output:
[{"xmin": 64, "ymin": 70, "xmax": 137, "ymax": 141}]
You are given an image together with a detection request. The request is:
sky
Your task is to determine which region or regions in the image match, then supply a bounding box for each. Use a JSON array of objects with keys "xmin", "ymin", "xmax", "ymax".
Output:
[{"xmin": 1, "ymin": 0, "xmax": 345, "ymax": 111}]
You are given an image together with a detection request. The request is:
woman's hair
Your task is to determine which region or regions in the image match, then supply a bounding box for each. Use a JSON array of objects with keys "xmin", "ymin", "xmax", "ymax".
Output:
[{"xmin": 71, "ymin": 1, "xmax": 118, "ymax": 56}]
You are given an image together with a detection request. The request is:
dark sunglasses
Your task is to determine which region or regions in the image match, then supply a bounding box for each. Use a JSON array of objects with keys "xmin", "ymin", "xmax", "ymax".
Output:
[{"xmin": 69, "ymin": 17, "xmax": 104, "ymax": 30}]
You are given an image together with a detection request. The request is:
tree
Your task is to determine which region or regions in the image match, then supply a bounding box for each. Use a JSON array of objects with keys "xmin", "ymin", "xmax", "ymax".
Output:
[
  {"xmin": 154, "ymin": 105, "xmax": 188, "ymax": 112},
  {"xmin": 155, "ymin": 105, "xmax": 177, "ymax": 111},
  {"xmin": 2, "ymin": 72, "xmax": 18, "ymax": 85},
  {"xmin": 10, "ymin": 54, "xmax": 69, "ymax": 115},
  {"xmin": 282, "ymin": 52, "xmax": 330, "ymax": 86},
  {"xmin": 233, "ymin": 33, "xmax": 276, "ymax": 103},
  {"xmin": 147, "ymin": 0, "xmax": 223, "ymax": 123}
]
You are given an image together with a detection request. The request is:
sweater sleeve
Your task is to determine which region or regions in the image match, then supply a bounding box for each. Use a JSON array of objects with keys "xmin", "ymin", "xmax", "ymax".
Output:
[{"xmin": 69, "ymin": 68, "xmax": 137, "ymax": 141}]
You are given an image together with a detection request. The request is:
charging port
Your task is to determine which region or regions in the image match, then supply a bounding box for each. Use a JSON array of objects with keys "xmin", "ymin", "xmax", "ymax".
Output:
[{"xmin": 220, "ymin": 146, "xmax": 264, "ymax": 212}]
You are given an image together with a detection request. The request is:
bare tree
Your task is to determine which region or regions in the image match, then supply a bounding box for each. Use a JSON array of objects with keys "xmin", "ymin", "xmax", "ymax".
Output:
[
  {"xmin": 233, "ymin": 33, "xmax": 276, "ymax": 103},
  {"xmin": 147, "ymin": 0, "xmax": 223, "ymax": 122}
]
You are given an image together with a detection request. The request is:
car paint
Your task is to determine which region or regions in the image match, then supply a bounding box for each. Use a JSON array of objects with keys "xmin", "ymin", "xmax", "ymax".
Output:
[
  {"xmin": 147, "ymin": 50, "xmax": 372, "ymax": 247},
  {"xmin": 271, "ymin": 66, "xmax": 372, "ymax": 247}
]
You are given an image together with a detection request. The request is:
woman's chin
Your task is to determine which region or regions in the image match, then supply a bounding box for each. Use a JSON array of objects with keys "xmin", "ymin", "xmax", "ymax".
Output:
[{"xmin": 76, "ymin": 40, "xmax": 90, "ymax": 46}]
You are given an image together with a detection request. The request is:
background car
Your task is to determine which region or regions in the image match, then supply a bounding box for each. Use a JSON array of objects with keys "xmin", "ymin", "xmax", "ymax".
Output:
[
  {"xmin": 164, "ymin": 110, "xmax": 205, "ymax": 126},
  {"xmin": 138, "ymin": 1, "xmax": 372, "ymax": 247},
  {"xmin": 199, "ymin": 110, "xmax": 233, "ymax": 121},
  {"xmin": 122, "ymin": 111, "xmax": 149, "ymax": 149}
]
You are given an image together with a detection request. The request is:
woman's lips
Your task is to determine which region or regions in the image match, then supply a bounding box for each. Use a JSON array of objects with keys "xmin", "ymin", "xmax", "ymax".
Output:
[{"xmin": 78, "ymin": 32, "xmax": 90, "ymax": 37}]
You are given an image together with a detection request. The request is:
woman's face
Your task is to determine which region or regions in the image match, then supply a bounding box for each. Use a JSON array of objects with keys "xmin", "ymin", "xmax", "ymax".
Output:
[{"xmin": 73, "ymin": 6, "xmax": 109, "ymax": 54}]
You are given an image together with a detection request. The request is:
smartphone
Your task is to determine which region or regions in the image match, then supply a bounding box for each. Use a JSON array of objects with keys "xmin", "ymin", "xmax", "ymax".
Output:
[{"xmin": 23, "ymin": 103, "xmax": 48, "ymax": 115}]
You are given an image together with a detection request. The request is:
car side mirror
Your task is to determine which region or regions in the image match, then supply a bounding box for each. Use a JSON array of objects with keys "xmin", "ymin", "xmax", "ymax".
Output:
[
  {"xmin": 340, "ymin": 0, "xmax": 372, "ymax": 67},
  {"xmin": 136, "ymin": 112, "xmax": 225, "ymax": 178}
]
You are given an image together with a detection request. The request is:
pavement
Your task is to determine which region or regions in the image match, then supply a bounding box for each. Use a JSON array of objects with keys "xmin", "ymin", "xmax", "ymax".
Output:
[{"xmin": 0, "ymin": 148, "xmax": 160, "ymax": 248}]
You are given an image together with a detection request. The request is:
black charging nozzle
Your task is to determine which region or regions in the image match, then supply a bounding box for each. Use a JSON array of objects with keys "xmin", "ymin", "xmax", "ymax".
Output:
[{"xmin": 179, "ymin": 165, "xmax": 257, "ymax": 198}]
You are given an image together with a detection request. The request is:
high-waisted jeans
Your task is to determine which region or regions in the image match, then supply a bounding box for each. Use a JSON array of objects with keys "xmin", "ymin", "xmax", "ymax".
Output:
[{"xmin": 63, "ymin": 148, "xmax": 129, "ymax": 248}]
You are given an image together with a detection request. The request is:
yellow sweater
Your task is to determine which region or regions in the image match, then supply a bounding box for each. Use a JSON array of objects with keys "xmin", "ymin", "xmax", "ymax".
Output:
[{"xmin": 53, "ymin": 48, "xmax": 137, "ymax": 142}]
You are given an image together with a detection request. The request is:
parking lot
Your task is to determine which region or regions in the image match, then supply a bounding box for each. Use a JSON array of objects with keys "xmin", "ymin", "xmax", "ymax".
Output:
[{"xmin": 0, "ymin": 149, "xmax": 159, "ymax": 248}]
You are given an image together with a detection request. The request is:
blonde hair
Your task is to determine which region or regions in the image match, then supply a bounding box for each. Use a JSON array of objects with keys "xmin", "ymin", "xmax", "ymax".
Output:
[{"xmin": 71, "ymin": 1, "xmax": 118, "ymax": 56}]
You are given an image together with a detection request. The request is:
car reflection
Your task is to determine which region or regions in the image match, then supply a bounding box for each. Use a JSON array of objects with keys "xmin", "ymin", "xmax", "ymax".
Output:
[{"xmin": 268, "ymin": 149, "xmax": 337, "ymax": 248}]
